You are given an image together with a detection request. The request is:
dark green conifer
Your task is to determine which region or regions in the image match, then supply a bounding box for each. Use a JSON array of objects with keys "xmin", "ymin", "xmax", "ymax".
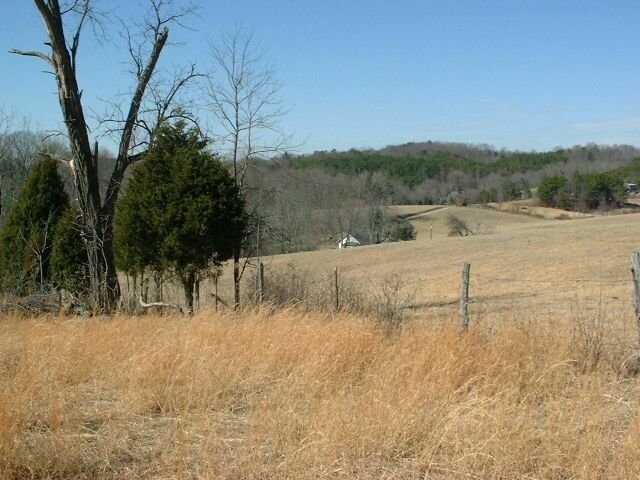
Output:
[
  {"xmin": 50, "ymin": 207, "xmax": 89, "ymax": 298},
  {"xmin": 0, "ymin": 157, "xmax": 69, "ymax": 293},
  {"xmin": 115, "ymin": 122, "xmax": 246, "ymax": 312}
]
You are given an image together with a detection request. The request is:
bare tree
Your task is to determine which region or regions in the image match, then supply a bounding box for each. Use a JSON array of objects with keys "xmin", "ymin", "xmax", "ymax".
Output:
[
  {"xmin": 11, "ymin": 0, "xmax": 197, "ymax": 311},
  {"xmin": 20, "ymin": 212, "xmax": 56, "ymax": 292},
  {"xmin": 0, "ymin": 109, "xmax": 16, "ymax": 218},
  {"xmin": 205, "ymin": 27, "xmax": 291, "ymax": 307},
  {"xmin": 446, "ymin": 213, "xmax": 492, "ymax": 237},
  {"xmin": 0, "ymin": 112, "xmax": 61, "ymax": 220}
]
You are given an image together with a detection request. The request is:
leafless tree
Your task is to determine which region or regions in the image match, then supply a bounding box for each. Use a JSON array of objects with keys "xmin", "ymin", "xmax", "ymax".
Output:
[
  {"xmin": 0, "ymin": 109, "xmax": 16, "ymax": 218},
  {"xmin": 11, "ymin": 0, "xmax": 198, "ymax": 311},
  {"xmin": 446, "ymin": 213, "xmax": 492, "ymax": 237},
  {"xmin": 0, "ymin": 112, "xmax": 62, "ymax": 220},
  {"xmin": 19, "ymin": 211, "xmax": 56, "ymax": 292},
  {"xmin": 205, "ymin": 27, "xmax": 291, "ymax": 307}
]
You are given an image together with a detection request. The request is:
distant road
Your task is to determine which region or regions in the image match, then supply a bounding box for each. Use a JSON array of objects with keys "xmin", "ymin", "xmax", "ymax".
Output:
[{"xmin": 404, "ymin": 206, "xmax": 450, "ymax": 220}]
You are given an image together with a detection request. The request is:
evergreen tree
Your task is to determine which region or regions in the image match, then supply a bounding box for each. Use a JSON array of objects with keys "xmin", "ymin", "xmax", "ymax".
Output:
[
  {"xmin": 538, "ymin": 175, "xmax": 568, "ymax": 208},
  {"xmin": 0, "ymin": 157, "xmax": 69, "ymax": 293},
  {"xmin": 115, "ymin": 122, "xmax": 247, "ymax": 312},
  {"xmin": 50, "ymin": 207, "xmax": 90, "ymax": 298}
]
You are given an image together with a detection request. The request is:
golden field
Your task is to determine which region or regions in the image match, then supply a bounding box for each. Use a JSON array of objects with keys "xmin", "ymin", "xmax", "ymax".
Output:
[
  {"xmin": 2, "ymin": 308, "xmax": 640, "ymax": 479},
  {"xmin": 197, "ymin": 205, "xmax": 638, "ymax": 322},
  {"xmin": 3, "ymin": 206, "xmax": 640, "ymax": 478}
]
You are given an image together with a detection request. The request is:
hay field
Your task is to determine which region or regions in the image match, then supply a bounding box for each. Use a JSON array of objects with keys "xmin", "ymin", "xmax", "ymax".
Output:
[
  {"xmin": 192, "ymin": 208, "xmax": 640, "ymax": 323},
  {"xmin": 404, "ymin": 205, "xmax": 544, "ymax": 240},
  {"xmin": 2, "ymin": 307, "xmax": 640, "ymax": 479},
  {"xmin": 4, "ymin": 208, "xmax": 640, "ymax": 478}
]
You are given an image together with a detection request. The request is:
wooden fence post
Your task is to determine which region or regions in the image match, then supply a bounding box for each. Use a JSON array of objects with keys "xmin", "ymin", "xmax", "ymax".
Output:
[
  {"xmin": 630, "ymin": 252, "xmax": 640, "ymax": 346},
  {"xmin": 214, "ymin": 276, "xmax": 219, "ymax": 312},
  {"xmin": 460, "ymin": 262, "xmax": 471, "ymax": 332},
  {"xmin": 257, "ymin": 260, "xmax": 265, "ymax": 304},
  {"xmin": 334, "ymin": 267, "xmax": 340, "ymax": 311}
]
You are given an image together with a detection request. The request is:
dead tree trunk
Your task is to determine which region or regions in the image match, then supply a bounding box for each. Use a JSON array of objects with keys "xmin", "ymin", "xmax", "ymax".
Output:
[
  {"xmin": 233, "ymin": 246, "xmax": 241, "ymax": 308},
  {"xmin": 13, "ymin": 0, "xmax": 171, "ymax": 312},
  {"xmin": 181, "ymin": 271, "xmax": 196, "ymax": 315}
]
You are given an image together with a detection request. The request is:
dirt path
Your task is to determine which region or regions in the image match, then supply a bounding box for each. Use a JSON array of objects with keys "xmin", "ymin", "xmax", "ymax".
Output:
[{"xmin": 404, "ymin": 206, "xmax": 450, "ymax": 220}]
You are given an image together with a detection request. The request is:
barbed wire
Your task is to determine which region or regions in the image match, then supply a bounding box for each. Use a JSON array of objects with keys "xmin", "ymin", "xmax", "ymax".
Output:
[{"xmin": 470, "ymin": 272, "xmax": 628, "ymax": 285}]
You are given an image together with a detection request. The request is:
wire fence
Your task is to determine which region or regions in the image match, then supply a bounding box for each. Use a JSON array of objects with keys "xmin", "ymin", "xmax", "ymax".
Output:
[
  {"xmin": 233, "ymin": 259, "xmax": 636, "ymax": 325},
  {"xmin": 145, "ymin": 254, "xmax": 637, "ymax": 331}
]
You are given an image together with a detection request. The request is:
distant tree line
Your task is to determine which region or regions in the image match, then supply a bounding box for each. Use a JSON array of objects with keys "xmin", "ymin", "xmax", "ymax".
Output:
[
  {"xmin": 537, "ymin": 167, "xmax": 638, "ymax": 211},
  {"xmin": 285, "ymin": 143, "xmax": 640, "ymax": 205},
  {"xmin": 295, "ymin": 148, "xmax": 567, "ymax": 187}
]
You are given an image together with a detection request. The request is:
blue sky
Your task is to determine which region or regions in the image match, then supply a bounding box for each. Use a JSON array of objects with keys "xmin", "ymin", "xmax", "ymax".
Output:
[{"xmin": 2, "ymin": 0, "xmax": 639, "ymax": 153}]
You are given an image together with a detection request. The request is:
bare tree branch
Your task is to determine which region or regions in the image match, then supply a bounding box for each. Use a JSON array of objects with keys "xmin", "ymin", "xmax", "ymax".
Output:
[{"xmin": 9, "ymin": 49, "xmax": 54, "ymax": 66}]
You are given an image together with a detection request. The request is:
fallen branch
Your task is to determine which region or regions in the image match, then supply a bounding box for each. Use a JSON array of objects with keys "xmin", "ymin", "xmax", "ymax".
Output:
[
  {"xmin": 139, "ymin": 296, "xmax": 182, "ymax": 313},
  {"xmin": 210, "ymin": 292, "xmax": 228, "ymax": 306}
]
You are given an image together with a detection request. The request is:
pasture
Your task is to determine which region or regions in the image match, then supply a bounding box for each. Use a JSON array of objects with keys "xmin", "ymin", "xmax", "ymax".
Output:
[
  {"xmin": 201, "ymin": 206, "xmax": 640, "ymax": 322},
  {"xmin": 3, "ymin": 206, "xmax": 640, "ymax": 478}
]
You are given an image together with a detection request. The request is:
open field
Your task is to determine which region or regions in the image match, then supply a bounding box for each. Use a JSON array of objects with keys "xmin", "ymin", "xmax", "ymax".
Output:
[
  {"xmin": 171, "ymin": 207, "xmax": 640, "ymax": 324},
  {"xmin": 486, "ymin": 199, "xmax": 595, "ymax": 220},
  {"xmin": 1, "ymin": 308, "xmax": 640, "ymax": 479},
  {"xmin": 6, "ymin": 207, "xmax": 640, "ymax": 478}
]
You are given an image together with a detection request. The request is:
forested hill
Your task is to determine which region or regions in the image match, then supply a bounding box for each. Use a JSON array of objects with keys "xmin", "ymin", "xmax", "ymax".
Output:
[
  {"xmin": 294, "ymin": 148, "xmax": 568, "ymax": 187},
  {"xmin": 292, "ymin": 142, "xmax": 640, "ymax": 188}
]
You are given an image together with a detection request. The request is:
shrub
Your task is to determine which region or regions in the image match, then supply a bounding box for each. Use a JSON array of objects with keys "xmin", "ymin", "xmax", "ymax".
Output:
[
  {"xmin": 388, "ymin": 217, "xmax": 416, "ymax": 241},
  {"xmin": 538, "ymin": 175, "xmax": 567, "ymax": 207},
  {"xmin": 447, "ymin": 213, "xmax": 491, "ymax": 237}
]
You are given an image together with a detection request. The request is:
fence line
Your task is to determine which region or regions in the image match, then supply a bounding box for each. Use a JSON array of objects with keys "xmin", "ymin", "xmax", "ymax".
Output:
[{"xmin": 250, "ymin": 261, "xmax": 632, "ymax": 312}]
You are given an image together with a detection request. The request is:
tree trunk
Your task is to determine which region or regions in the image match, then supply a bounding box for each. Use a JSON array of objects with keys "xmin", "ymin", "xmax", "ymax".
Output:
[
  {"xmin": 153, "ymin": 271, "xmax": 163, "ymax": 302},
  {"xmin": 233, "ymin": 246, "xmax": 240, "ymax": 308},
  {"xmin": 194, "ymin": 273, "xmax": 200, "ymax": 311},
  {"xmin": 182, "ymin": 271, "xmax": 195, "ymax": 314},
  {"xmin": 84, "ymin": 216, "xmax": 120, "ymax": 312}
]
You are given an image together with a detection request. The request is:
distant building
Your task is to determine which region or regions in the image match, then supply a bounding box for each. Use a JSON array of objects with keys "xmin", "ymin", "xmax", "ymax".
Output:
[{"xmin": 337, "ymin": 233, "xmax": 361, "ymax": 249}]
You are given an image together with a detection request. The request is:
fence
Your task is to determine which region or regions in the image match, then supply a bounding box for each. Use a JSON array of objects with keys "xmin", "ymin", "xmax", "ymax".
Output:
[
  {"xmin": 120, "ymin": 251, "xmax": 639, "ymax": 344},
  {"xmin": 240, "ymin": 253, "xmax": 639, "ymax": 336}
]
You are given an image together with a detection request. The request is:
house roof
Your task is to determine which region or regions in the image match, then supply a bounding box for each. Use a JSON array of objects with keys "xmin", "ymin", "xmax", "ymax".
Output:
[{"xmin": 338, "ymin": 233, "xmax": 360, "ymax": 244}]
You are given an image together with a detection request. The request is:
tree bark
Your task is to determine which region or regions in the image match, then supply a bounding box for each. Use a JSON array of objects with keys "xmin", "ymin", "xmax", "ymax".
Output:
[
  {"xmin": 182, "ymin": 271, "xmax": 195, "ymax": 314},
  {"xmin": 233, "ymin": 246, "xmax": 241, "ymax": 308}
]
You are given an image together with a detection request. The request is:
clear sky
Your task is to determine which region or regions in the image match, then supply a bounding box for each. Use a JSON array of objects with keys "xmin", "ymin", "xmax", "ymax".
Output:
[{"xmin": 2, "ymin": 0, "xmax": 639, "ymax": 153}]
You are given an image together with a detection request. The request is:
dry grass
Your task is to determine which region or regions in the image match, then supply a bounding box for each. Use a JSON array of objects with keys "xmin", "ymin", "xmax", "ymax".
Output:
[
  {"xmin": 7, "ymin": 208, "xmax": 640, "ymax": 478},
  {"xmin": 486, "ymin": 200, "xmax": 594, "ymax": 220},
  {"xmin": 1, "ymin": 307, "xmax": 640, "ymax": 479},
  {"xmin": 406, "ymin": 205, "xmax": 546, "ymax": 240},
  {"xmin": 185, "ymin": 210, "xmax": 640, "ymax": 323}
]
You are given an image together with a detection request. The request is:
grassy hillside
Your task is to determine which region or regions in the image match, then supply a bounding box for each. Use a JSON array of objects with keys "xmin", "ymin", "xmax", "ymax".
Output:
[{"xmin": 176, "ymin": 207, "xmax": 638, "ymax": 323}]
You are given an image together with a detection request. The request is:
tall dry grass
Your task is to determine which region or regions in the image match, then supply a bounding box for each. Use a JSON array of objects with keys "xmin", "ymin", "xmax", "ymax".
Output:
[{"xmin": 1, "ymin": 308, "xmax": 639, "ymax": 479}]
